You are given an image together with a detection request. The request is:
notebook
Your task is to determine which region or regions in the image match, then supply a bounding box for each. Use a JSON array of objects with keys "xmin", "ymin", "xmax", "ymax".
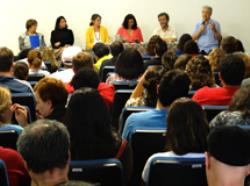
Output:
[{"xmin": 29, "ymin": 35, "xmax": 40, "ymax": 48}]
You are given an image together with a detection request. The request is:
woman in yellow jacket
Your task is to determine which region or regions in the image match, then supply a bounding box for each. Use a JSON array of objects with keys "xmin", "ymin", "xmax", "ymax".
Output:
[{"xmin": 85, "ymin": 14, "xmax": 110, "ymax": 49}]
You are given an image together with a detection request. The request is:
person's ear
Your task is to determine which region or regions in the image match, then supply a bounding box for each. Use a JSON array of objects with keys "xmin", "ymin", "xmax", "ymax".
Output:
[
  {"xmin": 205, "ymin": 151, "xmax": 211, "ymax": 170},
  {"xmin": 46, "ymin": 100, "xmax": 53, "ymax": 110}
]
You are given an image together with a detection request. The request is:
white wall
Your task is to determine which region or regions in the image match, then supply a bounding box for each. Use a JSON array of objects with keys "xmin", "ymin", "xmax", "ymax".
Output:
[{"xmin": 0, "ymin": 0, "xmax": 250, "ymax": 54}]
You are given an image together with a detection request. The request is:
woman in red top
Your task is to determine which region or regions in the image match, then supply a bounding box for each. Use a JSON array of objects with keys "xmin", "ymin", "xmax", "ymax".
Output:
[{"xmin": 116, "ymin": 14, "xmax": 144, "ymax": 43}]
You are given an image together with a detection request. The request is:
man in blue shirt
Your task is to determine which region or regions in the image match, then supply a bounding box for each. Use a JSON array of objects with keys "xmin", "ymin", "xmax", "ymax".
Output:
[
  {"xmin": 192, "ymin": 6, "xmax": 222, "ymax": 54},
  {"xmin": 122, "ymin": 70, "xmax": 191, "ymax": 141}
]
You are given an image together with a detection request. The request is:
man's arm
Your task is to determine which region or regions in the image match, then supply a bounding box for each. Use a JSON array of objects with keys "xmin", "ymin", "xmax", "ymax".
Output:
[
  {"xmin": 192, "ymin": 23, "xmax": 206, "ymax": 40},
  {"xmin": 209, "ymin": 23, "xmax": 222, "ymax": 41}
]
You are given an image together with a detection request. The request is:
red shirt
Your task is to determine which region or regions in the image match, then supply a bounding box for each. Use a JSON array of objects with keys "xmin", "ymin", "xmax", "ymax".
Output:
[
  {"xmin": 0, "ymin": 146, "xmax": 30, "ymax": 186},
  {"xmin": 116, "ymin": 27, "xmax": 143, "ymax": 43},
  {"xmin": 192, "ymin": 86, "xmax": 239, "ymax": 105}
]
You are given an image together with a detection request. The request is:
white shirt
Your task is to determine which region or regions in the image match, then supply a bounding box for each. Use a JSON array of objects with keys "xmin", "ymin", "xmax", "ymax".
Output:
[
  {"xmin": 50, "ymin": 68, "xmax": 74, "ymax": 83},
  {"xmin": 29, "ymin": 69, "xmax": 50, "ymax": 76},
  {"xmin": 153, "ymin": 26, "xmax": 177, "ymax": 40}
]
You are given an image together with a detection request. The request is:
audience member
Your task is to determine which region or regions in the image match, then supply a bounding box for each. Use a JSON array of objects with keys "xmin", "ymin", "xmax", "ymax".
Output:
[
  {"xmin": 92, "ymin": 42, "xmax": 111, "ymax": 72},
  {"xmin": 175, "ymin": 33, "xmax": 192, "ymax": 56},
  {"xmin": 13, "ymin": 62, "xmax": 29, "ymax": 80}
]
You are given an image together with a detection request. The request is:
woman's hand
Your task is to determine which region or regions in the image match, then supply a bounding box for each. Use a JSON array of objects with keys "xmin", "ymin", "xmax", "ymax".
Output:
[{"xmin": 13, "ymin": 104, "xmax": 29, "ymax": 127}]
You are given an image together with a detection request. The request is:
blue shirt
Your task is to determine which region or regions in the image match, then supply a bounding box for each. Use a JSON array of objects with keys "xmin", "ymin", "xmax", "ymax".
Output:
[
  {"xmin": 0, "ymin": 124, "xmax": 23, "ymax": 135},
  {"xmin": 122, "ymin": 109, "xmax": 167, "ymax": 141},
  {"xmin": 193, "ymin": 19, "xmax": 221, "ymax": 53}
]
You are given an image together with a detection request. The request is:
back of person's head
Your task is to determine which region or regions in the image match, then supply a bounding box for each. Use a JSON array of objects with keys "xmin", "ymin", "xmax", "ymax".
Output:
[
  {"xmin": 64, "ymin": 87, "xmax": 119, "ymax": 159},
  {"xmin": 34, "ymin": 77, "xmax": 68, "ymax": 108},
  {"xmin": 234, "ymin": 52, "xmax": 250, "ymax": 78},
  {"xmin": 14, "ymin": 62, "xmax": 29, "ymax": 80},
  {"xmin": 72, "ymin": 51, "xmax": 94, "ymax": 73},
  {"xmin": 25, "ymin": 19, "xmax": 37, "ymax": 30},
  {"xmin": 0, "ymin": 47, "xmax": 14, "ymax": 72},
  {"xmin": 17, "ymin": 119, "xmax": 70, "ymax": 174},
  {"xmin": 146, "ymin": 35, "xmax": 162, "ymax": 56},
  {"xmin": 93, "ymin": 43, "xmax": 110, "ymax": 59},
  {"xmin": 115, "ymin": 48, "xmax": 144, "ymax": 80},
  {"xmin": 208, "ymin": 48, "xmax": 225, "ymax": 72},
  {"xmin": 0, "ymin": 87, "xmax": 12, "ymax": 123},
  {"xmin": 174, "ymin": 54, "xmax": 192, "ymax": 70},
  {"xmin": 122, "ymin": 14, "xmax": 138, "ymax": 29},
  {"xmin": 161, "ymin": 50, "xmax": 177, "ymax": 71},
  {"xmin": 177, "ymin": 34, "xmax": 193, "ymax": 51},
  {"xmin": 155, "ymin": 38, "xmax": 168, "ymax": 57},
  {"xmin": 220, "ymin": 54, "xmax": 245, "ymax": 86},
  {"xmin": 235, "ymin": 39, "xmax": 245, "ymax": 53},
  {"xmin": 186, "ymin": 55, "xmax": 214, "ymax": 90},
  {"xmin": 221, "ymin": 36, "xmax": 237, "ymax": 54},
  {"xmin": 158, "ymin": 69, "xmax": 190, "ymax": 107},
  {"xmin": 61, "ymin": 46, "xmax": 82, "ymax": 67},
  {"xmin": 183, "ymin": 40, "xmax": 199, "ymax": 55},
  {"xmin": 71, "ymin": 68, "xmax": 100, "ymax": 90},
  {"xmin": 27, "ymin": 49, "xmax": 43, "ymax": 69},
  {"xmin": 166, "ymin": 97, "xmax": 209, "ymax": 154},
  {"xmin": 110, "ymin": 41, "xmax": 124, "ymax": 57},
  {"xmin": 55, "ymin": 16, "xmax": 67, "ymax": 30}
]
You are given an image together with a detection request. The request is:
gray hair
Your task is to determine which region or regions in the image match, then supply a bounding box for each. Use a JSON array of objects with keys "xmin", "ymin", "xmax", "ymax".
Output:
[{"xmin": 203, "ymin": 5, "xmax": 213, "ymax": 13}]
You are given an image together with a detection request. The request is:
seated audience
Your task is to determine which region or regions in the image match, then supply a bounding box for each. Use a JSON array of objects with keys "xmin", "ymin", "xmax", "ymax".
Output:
[
  {"xmin": 235, "ymin": 39, "xmax": 245, "ymax": 53},
  {"xmin": 50, "ymin": 16, "xmax": 74, "ymax": 49},
  {"xmin": 0, "ymin": 47, "xmax": 34, "ymax": 95},
  {"xmin": 93, "ymin": 43, "xmax": 111, "ymax": 72},
  {"xmin": 106, "ymin": 48, "xmax": 144, "ymax": 85},
  {"xmin": 18, "ymin": 19, "xmax": 46, "ymax": 51},
  {"xmin": 186, "ymin": 55, "xmax": 215, "ymax": 90},
  {"xmin": 205, "ymin": 126, "xmax": 250, "ymax": 186},
  {"xmin": 142, "ymin": 97, "xmax": 209, "ymax": 184},
  {"xmin": 192, "ymin": 54, "xmax": 245, "ymax": 105},
  {"xmin": 183, "ymin": 40, "xmax": 200, "ymax": 56},
  {"xmin": 207, "ymin": 48, "xmax": 225, "ymax": 72},
  {"xmin": 174, "ymin": 54, "xmax": 192, "ymax": 70},
  {"xmin": 144, "ymin": 35, "xmax": 162, "ymax": 58},
  {"xmin": 85, "ymin": 14, "xmax": 109, "ymax": 49},
  {"xmin": 161, "ymin": 50, "xmax": 177, "ymax": 71},
  {"xmin": 17, "ymin": 119, "xmax": 93, "ymax": 186},
  {"xmin": 122, "ymin": 69, "xmax": 191, "ymax": 140},
  {"xmin": 116, "ymin": 14, "xmax": 143, "ymax": 43},
  {"xmin": 220, "ymin": 36, "xmax": 237, "ymax": 54},
  {"xmin": 153, "ymin": 12, "xmax": 177, "ymax": 43},
  {"xmin": 175, "ymin": 33, "xmax": 192, "ymax": 56},
  {"xmin": 13, "ymin": 62, "xmax": 29, "ymax": 80},
  {"xmin": 235, "ymin": 52, "xmax": 250, "ymax": 79}
]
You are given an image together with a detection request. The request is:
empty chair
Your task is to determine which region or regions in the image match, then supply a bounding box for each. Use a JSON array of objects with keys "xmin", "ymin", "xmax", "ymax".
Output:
[
  {"xmin": 0, "ymin": 130, "xmax": 19, "ymax": 150},
  {"xmin": 69, "ymin": 159, "xmax": 124, "ymax": 186},
  {"xmin": 0, "ymin": 159, "xmax": 9, "ymax": 186},
  {"xmin": 147, "ymin": 157, "xmax": 207, "ymax": 186},
  {"xmin": 203, "ymin": 105, "xmax": 228, "ymax": 122},
  {"xmin": 130, "ymin": 129, "xmax": 166, "ymax": 186},
  {"xmin": 100, "ymin": 66, "xmax": 115, "ymax": 82}
]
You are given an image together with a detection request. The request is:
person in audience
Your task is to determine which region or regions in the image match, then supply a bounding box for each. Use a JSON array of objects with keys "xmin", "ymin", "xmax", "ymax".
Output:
[
  {"xmin": 50, "ymin": 46, "xmax": 82, "ymax": 83},
  {"xmin": 153, "ymin": 12, "xmax": 177, "ymax": 43},
  {"xmin": 145, "ymin": 35, "xmax": 162, "ymax": 58},
  {"xmin": 50, "ymin": 16, "xmax": 74, "ymax": 49},
  {"xmin": 116, "ymin": 14, "xmax": 143, "ymax": 43},
  {"xmin": 235, "ymin": 39, "xmax": 245, "ymax": 53},
  {"xmin": 192, "ymin": 6, "xmax": 222, "ymax": 54},
  {"xmin": 85, "ymin": 14, "xmax": 109, "ymax": 49},
  {"xmin": 17, "ymin": 119, "xmax": 93, "ymax": 186},
  {"xmin": 175, "ymin": 33, "xmax": 192, "ymax": 56},
  {"xmin": 18, "ymin": 19, "xmax": 46, "ymax": 51},
  {"xmin": 144, "ymin": 37, "xmax": 168, "ymax": 68},
  {"xmin": 235, "ymin": 52, "xmax": 250, "ymax": 79},
  {"xmin": 186, "ymin": 55, "xmax": 215, "ymax": 90},
  {"xmin": 210, "ymin": 86, "xmax": 250, "ymax": 128},
  {"xmin": 122, "ymin": 69, "xmax": 191, "ymax": 140},
  {"xmin": 27, "ymin": 49, "xmax": 50, "ymax": 76},
  {"xmin": 14, "ymin": 62, "xmax": 29, "ymax": 80},
  {"xmin": 41, "ymin": 47, "xmax": 60, "ymax": 73},
  {"xmin": 220, "ymin": 36, "xmax": 237, "ymax": 54},
  {"xmin": 142, "ymin": 97, "xmax": 209, "ymax": 183},
  {"xmin": 192, "ymin": 54, "xmax": 245, "ymax": 105},
  {"xmin": 161, "ymin": 50, "xmax": 177, "ymax": 71},
  {"xmin": 64, "ymin": 87, "xmax": 132, "ymax": 183},
  {"xmin": 174, "ymin": 54, "xmax": 192, "ymax": 70},
  {"xmin": 93, "ymin": 43, "xmax": 111, "ymax": 72},
  {"xmin": 207, "ymin": 48, "xmax": 225, "ymax": 72},
  {"xmin": 0, "ymin": 47, "xmax": 34, "ymax": 95},
  {"xmin": 183, "ymin": 40, "xmax": 200, "ymax": 56},
  {"xmin": 205, "ymin": 126, "xmax": 250, "ymax": 186},
  {"xmin": 106, "ymin": 48, "xmax": 145, "ymax": 85}
]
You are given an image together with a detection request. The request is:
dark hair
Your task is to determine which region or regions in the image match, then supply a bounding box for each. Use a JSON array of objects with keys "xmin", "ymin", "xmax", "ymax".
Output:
[
  {"xmin": 161, "ymin": 50, "xmax": 177, "ymax": 71},
  {"xmin": 221, "ymin": 36, "xmax": 237, "ymax": 54},
  {"xmin": 71, "ymin": 68, "xmax": 100, "ymax": 90},
  {"xmin": 110, "ymin": 41, "xmax": 124, "ymax": 57},
  {"xmin": 55, "ymin": 16, "xmax": 68, "ymax": 30},
  {"xmin": 158, "ymin": 12, "xmax": 169, "ymax": 21},
  {"xmin": 122, "ymin": 14, "xmax": 138, "ymax": 29},
  {"xmin": 64, "ymin": 87, "xmax": 119, "ymax": 160},
  {"xmin": 115, "ymin": 48, "xmax": 144, "ymax": 80},
  {"xmin": 158, "ymin": 69, "xmax": 190, "ymax": 107},
  {"xmin": 235, "ymin": 39, "xmax": 245, "ymax": 53},
  {"xmin": 177, "ymin": 34, "xmax": 193, "ymax": 51},
  {"xmin": 17, "ymin": 119, "xmax": 70, "ymax": 173},
  {"xmin": 220, "ymin": 54, "xmax": 245, "ymax": 86},
  {"xmin": 14, "ymin": 62, "xmax": 29, "ymax": 80},
  {"xmin": 186, "ymin": 55, "xmax": 214, "ymax": 90},
  {"xmin": 90, "ymin": 14, "xmax": 101, "ymax": 26},
  {"xmin": 26, "ymin": 19, "xmax": 37, "ymax": 30},
  {"xmin": 16, "ymin": 48, "xmax": 32, "ymax": 60},
  {"xmin": 183, "ymin": 40, "xmax": 199, "ymax": 54},
  {"xmin": 174, "ymin": 54, "xmax": 192, "ymax": 70},
  {"xmin": 146, "ymin": 35, "xmax": 162, "ymax": 56},
  {"xmin": 0, "ymin": 47, "xmax": 14, "ymax": 72},
  {"xmin": 72, "ymin": 51, "xmax": 94, "ymax": 73},
  {"xmin": 166, "ymin": 98, "xmax": 209, "ymax": 154},
  {"xmin": 155, "ymin": 38, "xmax": 168, "ymax": 57},
  {"xmin": 93, "ymin": 43, "xmax": 110, "ymax": 58}
]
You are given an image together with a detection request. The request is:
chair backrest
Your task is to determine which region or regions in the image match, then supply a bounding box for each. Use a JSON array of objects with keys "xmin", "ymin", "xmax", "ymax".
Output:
[
  {"xmin": 203, "ymin": 105, "xmax": 228, "ymax": 122},
  {"xmin": 148, "ymin": 157, "xmax": 207, "ymax": 186},
  {"xmin": 119, "ymin": 107, "xmax": 153, "ymax": 134},
  {"xmin": 12, "ymin": 93, "xmax": 36, "ymax": 121},
  {"xmin": 0, "ymin": 159, "xmax": 9, "ymax": 186},
  {"xmin": 130, "ymin": 129, "xmax": 166, "ymax": 186},
  {"xmin": 27, "ymin": 73, "xmax": 45, "ymax": 82},
  {"xmin": 113, "ymin": 80, "xmax": 137, "ymax": 90},
  {"xmin": 100, "ymin": 66, "xmax": 115, "ymax": 82},
  {"xmin": 112, "ymin": 89, "xmax": 133, "ymax": 129},
  {"xmin": 0, "ymin": 130, "xmax": 19, "ymax": 150},
  {"xmin": 69, "ymin": 158, "xmax": 124, "ymax": 186}
]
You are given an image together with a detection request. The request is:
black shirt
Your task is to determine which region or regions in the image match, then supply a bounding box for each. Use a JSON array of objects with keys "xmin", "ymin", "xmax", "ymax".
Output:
[{"xmin": 50, "ymin": 28, "xmax": 74, "ymax": 49}]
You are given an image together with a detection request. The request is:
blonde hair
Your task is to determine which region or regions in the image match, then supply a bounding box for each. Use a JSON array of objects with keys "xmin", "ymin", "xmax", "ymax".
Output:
[
  {"xmin": 0, "ymin": 87, "xmax": 11, "ymax": 114},
  {"xmin": 27, "ymin": 49, "xmax": 42, "ymax": 69},
  {"xmin": 208, "ymin": 48, "xmax": 225, "ymax": 72}
]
